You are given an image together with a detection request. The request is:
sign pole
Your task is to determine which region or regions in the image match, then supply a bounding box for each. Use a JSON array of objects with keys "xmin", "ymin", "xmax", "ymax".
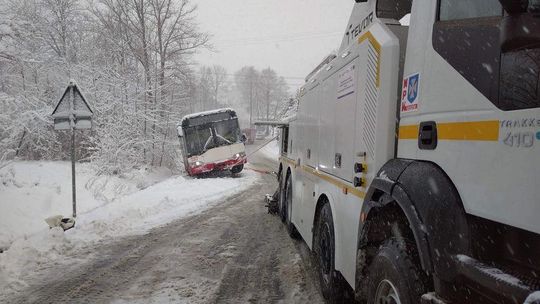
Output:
[
  {"xmin": 52, "ymin": 80, "xmax": 93, "ymax": 219},
  {"xmin": 71, "ymin": 126, "xmax": 77, "ymax": 218},
  {"xmin": 69, "ymin": 84, "xmax": 77, "ymax": 218}
]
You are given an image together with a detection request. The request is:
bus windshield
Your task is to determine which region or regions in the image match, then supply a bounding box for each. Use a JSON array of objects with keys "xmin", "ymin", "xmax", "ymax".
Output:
[{"xmin": 183, "ymin": 118, "xmax": 241, "ymax": 157}]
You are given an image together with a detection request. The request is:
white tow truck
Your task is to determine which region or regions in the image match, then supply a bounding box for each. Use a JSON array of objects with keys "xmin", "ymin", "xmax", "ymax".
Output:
[{"xmin": 274, "ymin": 0, "xmax": 540, "ymax": 303}]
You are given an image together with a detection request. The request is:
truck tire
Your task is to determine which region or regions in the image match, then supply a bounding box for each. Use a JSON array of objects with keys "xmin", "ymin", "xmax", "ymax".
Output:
[
  {"xmin": 314, "ymin": 203, "xmax": 346, "ymax": 303},
  {"xmin": 231, "ymin": 164, "xmax": 244, "ymax": 174},
  {"xmin": 279, "ymin": 176, "xmax": 286, "ymax": 223},
  {"xmin": 366, "ymin": 239, "xmax": 427, "ymax": 304},
  {"xmin": 284, "ymin": 175, "xmax": 300, "ymax": 238}
]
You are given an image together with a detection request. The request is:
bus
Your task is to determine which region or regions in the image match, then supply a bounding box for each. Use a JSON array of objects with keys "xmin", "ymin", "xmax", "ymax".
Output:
[{"xmin": 177, "ymin": 108, "xmax": 247, "ymax": 176}]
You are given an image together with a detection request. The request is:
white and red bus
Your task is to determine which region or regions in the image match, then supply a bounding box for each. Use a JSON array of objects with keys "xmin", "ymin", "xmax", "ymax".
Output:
[{"xmin": 177, "ymin": 108, "xmax": 247, "ymax": 176}]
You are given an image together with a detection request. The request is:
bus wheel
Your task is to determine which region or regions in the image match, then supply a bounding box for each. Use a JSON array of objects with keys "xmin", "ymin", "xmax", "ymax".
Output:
[
  {"xmin": 314, "ymin": 203, "xmax": 345, "ymax": 302},
  {"xmin": 231, "ymin": 164, "xmax": 244, "ymax": 174},
  {"xmin": 366, "ymin": 239, "xmax": 426, "ymax": 304},
  {"xmin": 284, "ymin": 176, "xmax": 299, "ymax": 238}
]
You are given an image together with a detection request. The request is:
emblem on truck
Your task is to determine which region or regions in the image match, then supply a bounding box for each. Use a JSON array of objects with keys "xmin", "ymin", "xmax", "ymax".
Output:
[
  {"xmin": 401, "ymin": 73, "xmax": 420, "ymax": 113},
  {"xmin": 345, "ymin": 12, "xmax": 374, "ymax": 45}
]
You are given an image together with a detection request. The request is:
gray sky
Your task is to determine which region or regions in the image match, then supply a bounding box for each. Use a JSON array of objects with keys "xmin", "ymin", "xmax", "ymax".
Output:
[{"xmin": 192, "ymin": 0, "xmax": 355, "ymax": 89}]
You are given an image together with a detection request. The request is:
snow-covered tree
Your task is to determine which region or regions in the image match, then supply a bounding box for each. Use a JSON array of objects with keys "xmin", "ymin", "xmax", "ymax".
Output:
[{"xmin": 0, "ymin": 0, "xmax": 207, "ymax": 173}]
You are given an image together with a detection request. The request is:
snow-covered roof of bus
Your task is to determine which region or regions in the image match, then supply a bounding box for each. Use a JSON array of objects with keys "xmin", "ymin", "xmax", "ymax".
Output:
[{"xmin": 179, "ymin": 108, "xmax": 236, "ymax": 125}]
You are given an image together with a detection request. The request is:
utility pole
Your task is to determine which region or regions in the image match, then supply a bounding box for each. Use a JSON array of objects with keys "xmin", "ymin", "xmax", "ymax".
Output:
[
  {"xmin": 266, "ymin": 88, "xmax": 270, "ymax": 135},
  {"xmin": 249, "ymin": 77, "xmax": 253, "ymax": 128}
]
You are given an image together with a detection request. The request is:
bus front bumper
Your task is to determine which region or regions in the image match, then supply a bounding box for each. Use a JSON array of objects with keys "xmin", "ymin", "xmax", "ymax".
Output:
[{"xmin": 188, "ymin": 157, "xmax": 247, "ymax": 176}]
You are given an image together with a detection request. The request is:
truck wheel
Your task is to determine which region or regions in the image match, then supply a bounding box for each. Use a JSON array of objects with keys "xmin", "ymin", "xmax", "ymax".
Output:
[
  {"xmin": 314, "ymin": 203, "xmax": 346, "ymax": 302},
  {"xmin": 366, "ymin": 239, "xmax": 427, "ymax": 304},
  {"xmin": 231, "ymin": 164, "xmax": 244, "ymax": 174},
  {"xmin": 284, "ymin": 175, "xmax": 300, "ymax": 238},
  {"xmin": 279, "ymin": 175, "xmax": 286, "ymax": 223}
]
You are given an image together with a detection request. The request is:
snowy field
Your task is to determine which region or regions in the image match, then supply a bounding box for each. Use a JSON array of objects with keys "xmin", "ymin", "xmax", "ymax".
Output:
[{"xmin": 0, "ymin": 161, "xmax": 259, "ymax": 296}]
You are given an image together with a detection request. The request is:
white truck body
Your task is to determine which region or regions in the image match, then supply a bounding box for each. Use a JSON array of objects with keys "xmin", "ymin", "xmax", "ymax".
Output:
[{"xmin": 278, "ymin": 1, "xmax": 540, "ymax": 303}]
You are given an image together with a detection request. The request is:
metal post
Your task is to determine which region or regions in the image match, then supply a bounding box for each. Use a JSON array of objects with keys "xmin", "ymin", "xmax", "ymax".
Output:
[
  {"xmin": 71, "ymin": 127, "xmax": 76, "ymax": 218},
  {"xmin": 69, "ymin": 83, "xmax": 77, "ymax": 218}
]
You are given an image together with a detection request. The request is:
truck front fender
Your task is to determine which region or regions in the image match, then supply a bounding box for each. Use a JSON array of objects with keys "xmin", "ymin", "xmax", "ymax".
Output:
[{"xmin": 358, "ymin": 159, "xmax": 471, "ymax": 286}]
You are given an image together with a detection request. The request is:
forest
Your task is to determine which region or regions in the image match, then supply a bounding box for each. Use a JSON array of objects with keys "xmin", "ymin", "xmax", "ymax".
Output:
[{"xmin": 0, "ymin": 0, "xmax": 295, "ymax": 174}]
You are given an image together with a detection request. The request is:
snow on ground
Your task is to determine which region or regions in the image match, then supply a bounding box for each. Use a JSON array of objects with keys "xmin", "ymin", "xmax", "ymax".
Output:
[
  {"xmin": 0, "ymin": 162, "xmax": 172, "ymax": 250},
  {"xmin": 258, "ymin": 138, "xmax": 280, "ymax": 160},
  {"xmin": 0, "ymin": 161, "xmax": 259, "ymax": 296}
]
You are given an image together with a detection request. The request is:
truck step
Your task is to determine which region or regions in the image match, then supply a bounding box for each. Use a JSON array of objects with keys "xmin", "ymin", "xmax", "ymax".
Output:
[
  {"xmin": 421, "ymin": 292, "xmax": 448, "ymax": 304},
  {"xmin": 455, "ymin": 254, "xmax": 534, "ymax": 303}
]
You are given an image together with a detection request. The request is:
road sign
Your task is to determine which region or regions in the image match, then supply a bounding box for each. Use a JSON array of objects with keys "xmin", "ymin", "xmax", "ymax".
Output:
[
  {"xmin": 52, "ymin": 81, "xmax": 93, "ymax": 130},
  {"xmin": 51, "ymin": 81, "xmax": 94, "ymax": 218}
]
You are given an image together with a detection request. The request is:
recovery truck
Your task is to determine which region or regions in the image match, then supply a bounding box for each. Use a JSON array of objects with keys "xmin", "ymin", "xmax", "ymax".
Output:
[
  {"xmin": 276, "ymin": 0, "xmax": 540, "ymax": 303},
  {"xmin": 177, "ymin": 108, "xmax": 247, "ymax": 176}
]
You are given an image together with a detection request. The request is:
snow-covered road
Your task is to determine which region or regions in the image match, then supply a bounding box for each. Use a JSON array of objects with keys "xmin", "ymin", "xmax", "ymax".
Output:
[
  {"xmin": 1, "ymin": 143, "xmax": 327, "ymax": 303},
  {"xmin": 0, "ymin": 161, "xmax": 259, "ymax": 296}
]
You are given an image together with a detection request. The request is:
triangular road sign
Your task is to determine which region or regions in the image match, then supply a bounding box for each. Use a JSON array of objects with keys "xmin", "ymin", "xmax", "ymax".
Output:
[{"xmin": 52, "ymin": 81, "xmax": 94, "ymax": 130}]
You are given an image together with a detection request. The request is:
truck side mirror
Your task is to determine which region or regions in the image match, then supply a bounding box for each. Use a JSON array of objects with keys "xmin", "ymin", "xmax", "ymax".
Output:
[
  {"xmin": 241, "ymin": 133, "xmax": 247, "ymax": 143},
  {"xmin": 177, "ymin": 126, "xmax": 184, "ymax": 137},
  {"xmin": 499, "ymin": 0, "xmax": 527, "ymax": 15},
  {"xmin": 500, "ymin": 10, "xmax": 540, "ymax": 52}
]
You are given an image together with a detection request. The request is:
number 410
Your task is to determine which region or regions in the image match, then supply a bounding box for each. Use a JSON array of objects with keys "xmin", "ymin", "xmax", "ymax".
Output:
[{"xmin": 503, "ymin": 132, "xmax": 535, "ymax": 148}]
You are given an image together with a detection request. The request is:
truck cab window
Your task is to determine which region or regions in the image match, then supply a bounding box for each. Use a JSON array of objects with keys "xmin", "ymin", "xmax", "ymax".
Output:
[
  {"xmin": 433, "ymin": 0, "xmax": 505, "ymax": 111},
  {"xmin": 376, "ymin": 0, "xmax": 412, "ymax": 20},
  {"xmin": 439, "ymin": 0, "xmax": 502, "ymax": 20}
]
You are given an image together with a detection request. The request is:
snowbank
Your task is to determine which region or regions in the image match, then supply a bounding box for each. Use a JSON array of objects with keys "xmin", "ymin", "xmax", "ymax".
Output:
[
  {"xmin": 73, "ymin": 170, "xmax": 258, "ymax": 240},
  {"xmin": 0, "ymin": 161, "xmax": 258, "ymax": 297},
  {"xmin": 0, "ymin": 162, "xmax": 171, "ymax": 250}
]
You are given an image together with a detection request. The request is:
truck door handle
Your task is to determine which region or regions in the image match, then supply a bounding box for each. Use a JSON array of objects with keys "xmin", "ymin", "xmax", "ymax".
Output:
[
  {"xmin": 335, "ymin": 153, "xmax": 342, "ymax": 168},
  {"xmin": 418, "ymin": 121, "xmax": 438, "ymax": 150}
]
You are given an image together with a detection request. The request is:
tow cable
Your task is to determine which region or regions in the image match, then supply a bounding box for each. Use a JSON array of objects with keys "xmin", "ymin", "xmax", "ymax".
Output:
[
  {"xmin": 243, "ymin": 137, "xmax": 280, "ymax": 214},
  {"xmin": 245, "ymin": 135, "xmax": 279, "ymax": 175},
  {"xmin": 246, "ymin": 135, "xmax": 278, "ymax": 158},
  {"xmin": 248, "ymin": 168, "xmax": 275, "ymax": 175}
]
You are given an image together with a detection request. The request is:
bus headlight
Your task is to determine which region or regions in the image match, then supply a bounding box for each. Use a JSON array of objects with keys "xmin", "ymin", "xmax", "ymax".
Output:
[
  {"xmin": 188, "ymin": 158, "xmax": 204, "ymax": 167},
  {"xmin": 234, "ymin": 152, "xmax": 246, "ymax": 159}
]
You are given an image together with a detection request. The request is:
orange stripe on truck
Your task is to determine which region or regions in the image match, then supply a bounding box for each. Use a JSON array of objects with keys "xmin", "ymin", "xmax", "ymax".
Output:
[
  {"xmin": 399, "ymin": 120, "xmax": 500, "ymax": 141},
  {"xmin": 398, "ymin": 124, "xmax": 419, "ymax": 140}
]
